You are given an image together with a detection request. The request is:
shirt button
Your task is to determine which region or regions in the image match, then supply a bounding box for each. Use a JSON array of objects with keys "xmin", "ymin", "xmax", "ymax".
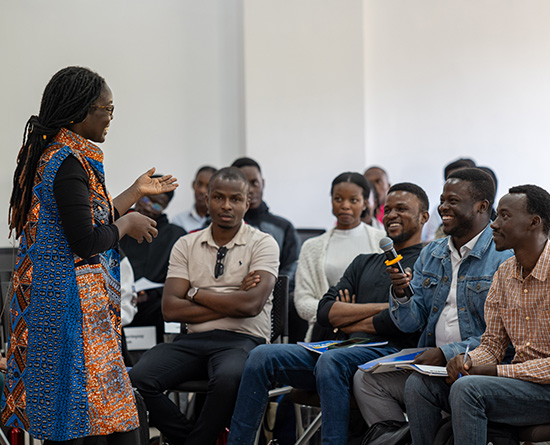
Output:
[
  {"xmin": 524, "ymin": 289, "xmax": 528, "ymax": 293},
  {"xmin": 526, "ymin": 316, "xmax": 530, "ymax": 320},
  {"xmin": 526, "ymin": 342, "xmax": 531, "ymax": 346}
]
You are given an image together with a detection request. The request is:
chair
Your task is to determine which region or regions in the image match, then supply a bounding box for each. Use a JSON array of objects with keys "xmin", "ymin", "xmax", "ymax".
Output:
[{"xmin": 161, "ymin": 275, "xmax": 290, "ymax": 440}]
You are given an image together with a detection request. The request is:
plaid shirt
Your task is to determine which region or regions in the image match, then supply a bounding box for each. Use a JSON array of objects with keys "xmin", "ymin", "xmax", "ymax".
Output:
[{"xmin": 469, "ymin": 241, "xmax": 550, "ymax": 384}]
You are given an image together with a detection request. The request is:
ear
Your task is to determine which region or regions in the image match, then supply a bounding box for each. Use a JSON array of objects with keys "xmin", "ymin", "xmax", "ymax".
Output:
[
  {"xmin": 205, "ymin": 193, "xmax": 209, "ymax": 208},
  {"xmin": 420, "ymin": 210, "xmax": 430, "ymax": 225},
  {"xmin": 529, "ymin": 215, "xmax": 542, "ymax": 232},
  {"xmin": 245, "ymin": 194, "xmax": 250, "ymax": 213},
  {"xmin": 476, "ymin": 199, "xmax": 490, "ymax": 215}
]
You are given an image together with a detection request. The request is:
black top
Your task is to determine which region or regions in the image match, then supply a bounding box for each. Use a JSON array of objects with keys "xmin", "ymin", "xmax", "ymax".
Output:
[
  {"xmin": 245, "ymin": 201, "xmax": 301, "ymax": 289},
  {"xmin": 53, "ymin": 155, "xmax": 119, "ymax": 259},
  {"xmin": 119, "ymin": 213, "xmax": 186, "ymax": 285},
  {"xmin": 317, "ymin": 243, "xmax": 423, "ymax": 349}
]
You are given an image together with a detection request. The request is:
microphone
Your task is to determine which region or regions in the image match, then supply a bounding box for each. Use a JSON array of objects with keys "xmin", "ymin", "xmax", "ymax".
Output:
[{"xmin": 379, "ymin": 237, "xmax": 414, "ymax": 300}]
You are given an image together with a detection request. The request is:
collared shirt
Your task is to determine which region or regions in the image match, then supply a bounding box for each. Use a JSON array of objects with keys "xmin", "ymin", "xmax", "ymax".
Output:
[
  {"xmin": 435, "ymin": 229, "xmax": 484, "ymax": 347},
  {"xmin": 171, "ymin": 206, "xmax": 208, "ymax": 233},
  {"xmin": 167, "ymin": 222, "xmax": 279, "ymax": 340},
  {"xmin": 470, "ymin": 240, "xmax": 550, "ymax": 384}
]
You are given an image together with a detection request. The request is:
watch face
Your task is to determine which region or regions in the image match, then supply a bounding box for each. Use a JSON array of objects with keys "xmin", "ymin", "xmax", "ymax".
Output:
[{"xmin": 188, "ymin": 287, "xmax": 198, "ymax": 297}]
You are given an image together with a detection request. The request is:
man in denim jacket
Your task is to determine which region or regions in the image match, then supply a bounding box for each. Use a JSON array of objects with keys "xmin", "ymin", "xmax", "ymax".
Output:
[{"xmin": 353, "ymin": 168, "xmax": 513, "ymax": 439}]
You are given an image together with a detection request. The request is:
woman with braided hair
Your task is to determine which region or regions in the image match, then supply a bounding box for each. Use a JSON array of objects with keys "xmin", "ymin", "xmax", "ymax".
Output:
[{"xmin": 2, "ymin": 66, "xmax": 178, "ymax": 444}]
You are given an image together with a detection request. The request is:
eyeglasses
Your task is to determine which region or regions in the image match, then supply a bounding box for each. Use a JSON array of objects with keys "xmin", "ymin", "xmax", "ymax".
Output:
[
  {"xmin": 90, "ymin": 104, "xmax": 115, "ymax": 117},
  {"xmin": 214, "ymin": 246, "xmax": 228, "ymax": 279},
  {"xmin": 140, "ymin": 196, "xmax": 165, "ymax": 212}
]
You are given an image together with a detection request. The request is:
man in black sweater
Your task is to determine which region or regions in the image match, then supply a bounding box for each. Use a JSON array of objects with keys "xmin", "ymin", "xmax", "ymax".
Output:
[
  {"xmin": 231, "ymin": 157, "xmax": 306, "ymax": 341},
  {"xmin": 120, "ymin": 182, "xmax": 186, "ymax": 344},
  {"xmin": 227, "ymin": 182, "xmax": 430, "ymax": 445}
]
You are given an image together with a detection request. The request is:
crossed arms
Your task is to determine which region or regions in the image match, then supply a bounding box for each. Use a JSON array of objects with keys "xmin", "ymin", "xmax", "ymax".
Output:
[{"xmin": 162, "ymin": 270, "xmax": 276, "ymax": 324}]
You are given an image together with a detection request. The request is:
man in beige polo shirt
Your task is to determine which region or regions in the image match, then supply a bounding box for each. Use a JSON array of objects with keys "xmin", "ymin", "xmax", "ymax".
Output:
[{"xmin": 129, "ymin": 167, "xmax": 279, "ymax": 445}]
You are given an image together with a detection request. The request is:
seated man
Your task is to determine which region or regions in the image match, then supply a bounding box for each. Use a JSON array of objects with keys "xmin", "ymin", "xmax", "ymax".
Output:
[
  {"xmin": 232, "ymin": 157, "xmax": 305, "ymax": 341},
  {"xmin": 172, "ymin": 165, "xmax": 216, "ymax": 233},
  {"xmin": 412, "ymin": 185, "xmax": 550, "ymax": 445},
  {"xmin": 352, "ymin": 168, "xmax": 513, "ymax": 437},
  {"xmin": 120, "ymin": 178, "xmax": 186, "ymax": 344},
  {"xmin": 227, "ymin": 183, "xmax": 430, "ymax": 445},
  {"xmin": 129, "ymin": 167, "xmax": 279, "ymax": 445}
]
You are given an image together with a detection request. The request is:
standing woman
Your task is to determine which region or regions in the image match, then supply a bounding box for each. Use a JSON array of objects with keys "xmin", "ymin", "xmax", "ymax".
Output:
[
  {"xmin": 294, "ymin": 172, "xmax": 386, "ymax": 341},
  {"xmin": 2, "ymin": 67, "xmax": 177, "ymax": 444}
]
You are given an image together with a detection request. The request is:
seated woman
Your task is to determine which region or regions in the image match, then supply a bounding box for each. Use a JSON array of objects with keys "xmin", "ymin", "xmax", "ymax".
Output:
[{"xmin": 294, "ymin": 172, "xmax": 386, "ymax": 341}]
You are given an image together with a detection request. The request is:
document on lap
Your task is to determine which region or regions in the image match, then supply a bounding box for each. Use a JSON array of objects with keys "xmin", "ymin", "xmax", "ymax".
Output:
[
  {"xmin": 298, "ymin": 338, "xmax": 389, "ymax": 354},
  {"xmin": 358, "ymin": 348, "xmax": 431, "ymax": 373}
]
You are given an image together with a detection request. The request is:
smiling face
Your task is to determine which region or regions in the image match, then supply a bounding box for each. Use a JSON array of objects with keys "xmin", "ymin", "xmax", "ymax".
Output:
[
  {"xmin": 491, "ymin": 193, "xmax": 533, "ymax": 251},
  {"xmin": 383, "ymin": 190, "xmax": 427, "ymax": 248},
  {"xmin": 332, "ymin": 182, "xmax": 368, "ymax": 230},
  {"xmin": 70, "ymin": 84, "xmax": 114, "ymax": 143},
  {"xmin": 438, "ymin": 178, "xmax": 481, "ymax": 238},
  {"xmin": 207, "ymin": 177, "xmax": 250, "ymax": 231}
]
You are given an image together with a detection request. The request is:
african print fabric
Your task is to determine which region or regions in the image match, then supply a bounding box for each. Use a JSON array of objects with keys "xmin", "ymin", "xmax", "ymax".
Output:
[{"xmin": 2, "ymin": 128, "xmax": 139, "ymax": 441}]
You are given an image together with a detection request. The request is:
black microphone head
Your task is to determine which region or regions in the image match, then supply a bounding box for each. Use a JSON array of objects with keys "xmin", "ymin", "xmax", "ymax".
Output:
[{"xmin": 379, "ymin": 237, "xmax": 394, "ymax": 252}]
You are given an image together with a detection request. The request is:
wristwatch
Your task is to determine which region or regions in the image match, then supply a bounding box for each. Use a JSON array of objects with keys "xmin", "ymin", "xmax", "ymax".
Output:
[{"xmin": 187, "ymin": 286, "xmax": 199, "ymax": 303}]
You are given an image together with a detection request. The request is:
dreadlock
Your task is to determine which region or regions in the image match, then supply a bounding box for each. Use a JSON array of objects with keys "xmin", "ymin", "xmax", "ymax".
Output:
[{"xmin": 9, "ymin": 67, "xmax": 106, "ymax": 238}]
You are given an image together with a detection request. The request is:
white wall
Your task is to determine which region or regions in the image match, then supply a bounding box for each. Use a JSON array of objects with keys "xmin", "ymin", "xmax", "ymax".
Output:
[
  {"xmin": 363, "ymin": 0, "xmax": 550, "ymax": 210},
  {"xmin": 244, "ymin": 0, "xmax": 366, "ymax": 230},
  {"xmin": 2, "ymin": 0, "xmax": 550, "ymax": 246},
  {"xmin": 0, "ymin": 0, "xmax": 245, "ymax": 245}
]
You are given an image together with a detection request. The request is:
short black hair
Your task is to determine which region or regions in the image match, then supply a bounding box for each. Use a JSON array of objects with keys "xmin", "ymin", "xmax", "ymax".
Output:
[
  {"xmin": 195, "ymin": 165, "xmax": 217, "ymax": 179},
  {"xmin": 208, "ymin": 166, "xmax": 250, "ymax": 194},
  {"xmin": 387, "ymin": 182, "xmax": 430, "ymax": 212},
  {"xmin": 509, "ymin": 184, "xmax": 550, "ymax": 235},
  {"xmin": 231, "ymin": 157, "xmax": 262, "ymax": 174},
  {"xmin": 447, "ymin": 167, "xmax": 495, "ymax": 210},
  {"xmin": 444, "ymin": 158, "xmax": 476, "ymax": 180}
]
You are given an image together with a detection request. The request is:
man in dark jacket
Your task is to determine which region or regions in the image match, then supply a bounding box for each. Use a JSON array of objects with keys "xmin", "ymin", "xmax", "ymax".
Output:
[{"xmin": 120, "ymin": 181, "xmax": 186, "ymax": 344}]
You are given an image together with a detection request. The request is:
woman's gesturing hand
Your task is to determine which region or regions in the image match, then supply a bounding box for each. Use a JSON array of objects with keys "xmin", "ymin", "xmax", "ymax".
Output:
[
  {"xmin": 134, "ymin": 168, "xmax": 178, "ymax": 197},
  {"xmin": 115, "ymin": 212, "xmax": 158, "ymax": 243}
]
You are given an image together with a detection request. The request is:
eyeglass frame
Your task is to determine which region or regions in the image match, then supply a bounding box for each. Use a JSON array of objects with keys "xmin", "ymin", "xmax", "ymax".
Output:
[
  {"xmin": 90, "ymin": 104, "xmax": 115, "ymax": 117},
  {"xmin": 140, "ymin": 196, "xmax": 165, "ymax": 213},
  {"xmin": 214, "ymin": 246, "xmax": 228, "ymax": 279}
]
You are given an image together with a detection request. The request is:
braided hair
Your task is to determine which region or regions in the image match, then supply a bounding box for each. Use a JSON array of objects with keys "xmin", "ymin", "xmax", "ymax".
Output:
[{"xmin": 9, "ymin": 67, "xmax": 106, "ymax": 238}]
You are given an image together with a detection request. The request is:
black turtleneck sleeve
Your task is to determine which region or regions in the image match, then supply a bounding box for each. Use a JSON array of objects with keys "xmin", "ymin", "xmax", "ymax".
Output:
[{"xmin": 53, "ymin": 154, "xmax": 119, "ymax": 259}]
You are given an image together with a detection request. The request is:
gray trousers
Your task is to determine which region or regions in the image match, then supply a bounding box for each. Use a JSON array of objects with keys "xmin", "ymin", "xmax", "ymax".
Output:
[{"xmin": 352, "ymin": 369, "xmax": 410, "ymax": 426}]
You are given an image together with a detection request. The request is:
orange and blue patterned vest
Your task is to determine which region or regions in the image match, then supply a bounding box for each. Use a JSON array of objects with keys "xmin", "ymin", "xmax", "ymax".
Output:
[{"xmin": 2, "ymin": 128, "xmax": 139, "ymax": 441}]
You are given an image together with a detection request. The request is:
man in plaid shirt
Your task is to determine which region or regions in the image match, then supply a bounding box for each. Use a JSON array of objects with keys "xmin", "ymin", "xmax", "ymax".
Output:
[{"xmin": 423, "ymin": 184, "xmax": 550, "ymax": 445}]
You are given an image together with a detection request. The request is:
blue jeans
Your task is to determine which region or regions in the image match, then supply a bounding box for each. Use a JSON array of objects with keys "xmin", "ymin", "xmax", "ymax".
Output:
[
  {"xmin": 449, "ymin": 375, "xmax": 550, "ymax": 445},
  {"xmin": 227, "ymin": 343, "xmax": 396, "ymax": 445},
  {"xmin": 405, "ymin": 372, "xmax": 452, "ymax": 445}
]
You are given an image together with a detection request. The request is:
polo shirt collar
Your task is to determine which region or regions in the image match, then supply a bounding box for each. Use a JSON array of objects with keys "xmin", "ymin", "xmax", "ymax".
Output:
[{"xmin": 201, "ymin": 221, "xmax": 249, "ymax": 249}]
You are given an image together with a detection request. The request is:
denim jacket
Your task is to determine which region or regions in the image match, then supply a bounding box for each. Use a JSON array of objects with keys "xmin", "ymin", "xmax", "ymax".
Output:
[{"xmin": 390, "ymin": 226, "xmax": 513, "ymax": 361}]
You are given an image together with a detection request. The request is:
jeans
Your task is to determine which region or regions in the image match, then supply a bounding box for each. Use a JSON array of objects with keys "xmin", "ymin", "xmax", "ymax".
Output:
[
  {"xmin": 227, "ymin": 343, "xmax": 396, "ymax": 445},
  {"xmin": 449, "ymin": 375, "xmax": 550, "ymax": 445},
  {"xmin": 129, "ymin": 330, "xmax": 263, "ymax": 445},
  {"xmin": 404, "ymin": 372, "xmax": 451, "ymax": 445}
]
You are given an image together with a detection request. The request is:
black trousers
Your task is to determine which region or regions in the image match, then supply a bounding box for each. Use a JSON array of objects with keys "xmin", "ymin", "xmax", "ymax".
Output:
[
  {"xmin": 43, "ymin": 429, "xmax": 139, "ymax": 445},
  {"xmin": 129, "ymin": 329, "xmax": 264, "ymax": 445}
]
